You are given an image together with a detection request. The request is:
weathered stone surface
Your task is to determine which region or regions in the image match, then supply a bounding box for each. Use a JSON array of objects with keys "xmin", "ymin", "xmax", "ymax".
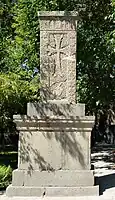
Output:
[
  {"xmin": 39, "ymin": 11, "xmax": 78, "ymax": 103},
  {"xmin": 13, "ymin": 115, "xmax": 94, "ymax": 171},
  {"xmin": 27, "ymin": 102, "xmax": 85, "ymax": 117},
  {"xmin": 12, "ymin": 170, "xmax": 94, "ymax": 187},
  {"xmin": 6, "ymin": 185, "xmax": 99, "ymax": 197},
  {"xmin": 12, "ymin": 170, "xmax": 24, "ymax": 186},
  {"xmin": 38, "ymin": 11, "xmax": 79, "ymax": 31},
  {"xmin": 38, "ymin": 11, "xmax": 79, "ymax": 17}
]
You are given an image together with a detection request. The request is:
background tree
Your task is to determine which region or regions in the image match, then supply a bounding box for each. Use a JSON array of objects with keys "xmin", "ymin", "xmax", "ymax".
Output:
[
  {"xmin": 6, "ymin": 0, "xmax": 114, "ymax": 114},
  {"xmin": 0, "ymin": 0, "xmax": 14, "ymax": 72},
  {"xmin": 77, "ymin": 0, "xmax": 115, "ymax": 114},
  {"xmin": 0, "ymin": 0, "xmax": 114, "ymax": 147},
  {"xmin": 0, "ymin": 0, "xmax": 114, "ymax": 187}
]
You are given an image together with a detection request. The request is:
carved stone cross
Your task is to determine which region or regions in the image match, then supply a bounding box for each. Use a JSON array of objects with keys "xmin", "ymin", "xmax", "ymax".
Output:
[
  {"xmin": 48, "ymin": 34, "xmax": 67, "ymax": 73},
  {"xmin": 39, "ymin": 11, "xmax": 78, "ymax": 103}
]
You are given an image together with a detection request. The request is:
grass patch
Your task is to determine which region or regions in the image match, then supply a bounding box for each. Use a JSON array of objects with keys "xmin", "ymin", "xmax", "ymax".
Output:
[
  {"xmin": 0, "ymin": 151, "xmax": 18, "ymax": 190},
  {"xmin": 0, "ymin": 165, "xmax": 12, "ymax": 189}
]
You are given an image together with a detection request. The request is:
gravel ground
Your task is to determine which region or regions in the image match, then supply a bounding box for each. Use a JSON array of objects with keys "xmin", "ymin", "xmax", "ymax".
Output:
[{"xmin": 0, "ymin": 195, "xmax": 115, "ymax": 200}]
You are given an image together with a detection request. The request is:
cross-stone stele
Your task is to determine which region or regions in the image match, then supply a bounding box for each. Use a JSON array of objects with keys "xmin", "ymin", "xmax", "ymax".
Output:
[{"xmin": 40, "ymin": 12, "xmax": 77, "ymax": 103}]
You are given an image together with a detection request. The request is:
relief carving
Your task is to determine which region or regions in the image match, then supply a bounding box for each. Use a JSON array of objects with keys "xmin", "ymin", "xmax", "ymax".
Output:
[
  {"xmin": 40, "ymin": 19, "xmax": 76, "ymax": 31},
  {"xmin": 47, "ymin": 33, "xmax": 68, "ymax": 75},
  {"xmin": 40, "ymin": 26, "xmax": 76, "ymax": 102}
]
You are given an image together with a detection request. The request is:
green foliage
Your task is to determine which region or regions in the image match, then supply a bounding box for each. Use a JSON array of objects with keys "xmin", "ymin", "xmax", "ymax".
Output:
[
  {"xmin": 77, "ymin": 0, "xmax": 115, "ymax": 113},
  {"xmin": 0, "ymin": 0, "xmax": 115, "ymax": 118},
  {"xmin": 0, "ymin": 165, "xmax": 12, "ymax": 188},
  {"xmin": 107, "ymin": 0, "xmax": 115, "ymax": 51},
  {"xmin": 0, "ymin": 71, "xmax": 39, "ymax": 146},
  {"xmin": 77, "ymin": 23, "xmax": 115, "ymax": 113},
  {"xmin": 0, "ymin": 71, "xmax": 39, "ymax": 108},
  {"xmin": 6, "ymin": 0, "xmax": 59, "ymax": 72},
  {"xmin": 0, "ymin": 0, "xmax": 14, "ymax": 72}
]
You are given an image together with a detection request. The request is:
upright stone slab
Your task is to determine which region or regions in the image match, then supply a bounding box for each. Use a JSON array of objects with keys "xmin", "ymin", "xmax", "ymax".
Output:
[
  {"xmin": 39, "ymin": 11, "xmax": 77, "ymax": 103},
  {"xmin": 6, "ymin": 11, "xmax": 99, "ymax": 197}
]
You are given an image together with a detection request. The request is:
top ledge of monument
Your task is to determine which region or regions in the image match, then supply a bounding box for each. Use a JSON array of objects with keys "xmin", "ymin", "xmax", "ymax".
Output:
[{"xmin": 38, "ymin": 11, "xmax": 79, "ymax": 19}]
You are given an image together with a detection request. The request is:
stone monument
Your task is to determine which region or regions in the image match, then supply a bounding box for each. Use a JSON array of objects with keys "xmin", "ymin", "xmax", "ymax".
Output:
[{"xmin": 6, "ymin": 11, "xmax": 99, "ymax": 197}]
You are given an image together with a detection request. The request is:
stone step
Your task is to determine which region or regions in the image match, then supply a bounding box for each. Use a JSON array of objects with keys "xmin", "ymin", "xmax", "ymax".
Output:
[
  {"xmin": 6, "ymin": 185, "xmax": 99, "ymax": 197},
  {"xmin": 12, "ymin": 170, "xmax": 95, "ymax": 187}
]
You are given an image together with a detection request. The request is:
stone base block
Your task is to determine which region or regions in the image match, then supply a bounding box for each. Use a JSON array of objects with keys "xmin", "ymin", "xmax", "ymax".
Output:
[
  {"xmin": 6, "ymin": 170, "xmax": 99, "ymax": 197},
  {"xmin": 14, "ymin": 115, "xmax": 94, "ymax": 171},
  {"xmin": 12, "ymin": 170, "xmax": 95, "ymax": 187},
  {"xmin": 6, "ymin": 185, "xmax": 99, "ymax": 197},
  {"xmin": 27, "ymin": 102, "xmax": 85, "ymax": 118}
]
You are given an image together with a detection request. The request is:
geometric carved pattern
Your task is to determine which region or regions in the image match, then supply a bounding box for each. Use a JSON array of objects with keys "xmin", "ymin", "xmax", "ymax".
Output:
[{"xmin": 48, "ymin": 33, "xmax": 68, "ymax": 75}]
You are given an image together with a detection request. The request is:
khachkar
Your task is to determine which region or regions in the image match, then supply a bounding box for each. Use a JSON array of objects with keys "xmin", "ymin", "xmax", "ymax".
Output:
[{"xmin": 6, "ymin": 11, "xmax": 99, "ymax": 197}]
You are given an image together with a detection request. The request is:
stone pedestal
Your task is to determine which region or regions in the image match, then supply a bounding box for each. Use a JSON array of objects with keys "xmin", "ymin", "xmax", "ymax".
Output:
[
  {"xmin": 6, "ymin": 11, "xmax": 99, "ymax": 197},
  {"xmin": 6, "ymin": 111, "xmax": 98, "ymax": 196}
]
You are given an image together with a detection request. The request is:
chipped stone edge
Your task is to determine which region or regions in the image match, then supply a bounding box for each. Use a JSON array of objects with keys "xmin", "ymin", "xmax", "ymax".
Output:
[{"xmin": 38, "ymin": 11, "xmax": 80, "ymax": 19}]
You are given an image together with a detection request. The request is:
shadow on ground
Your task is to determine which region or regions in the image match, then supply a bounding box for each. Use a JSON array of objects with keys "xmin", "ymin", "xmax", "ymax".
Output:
[
  {"xmin": 95, "ymin": 173, "xmax": 115, "ymax": 195},
  {"xmin": 92, "ymin": 144, "xmax": 115, "ymax": 195},
  {"xmin": 92, "ymin": 145, "xmax": 115, "ymax": 166}
]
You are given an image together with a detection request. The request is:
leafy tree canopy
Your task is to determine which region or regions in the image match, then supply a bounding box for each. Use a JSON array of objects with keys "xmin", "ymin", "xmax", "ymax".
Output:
[{"xmin": 0, "ymin": 0, "xmax": 115, "ymax": 115}]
